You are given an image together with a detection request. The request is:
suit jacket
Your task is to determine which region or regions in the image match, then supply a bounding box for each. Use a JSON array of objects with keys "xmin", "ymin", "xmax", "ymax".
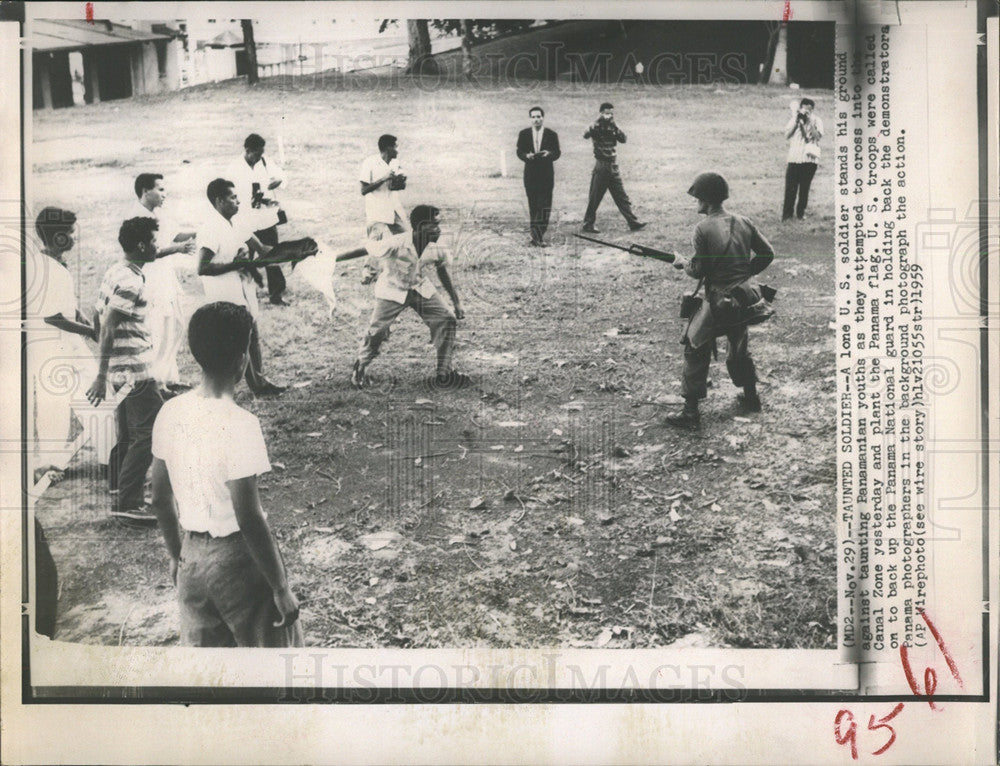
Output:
[{"xmin": 516, "ymin": 127, "xmax": 561, "ymax": 191}]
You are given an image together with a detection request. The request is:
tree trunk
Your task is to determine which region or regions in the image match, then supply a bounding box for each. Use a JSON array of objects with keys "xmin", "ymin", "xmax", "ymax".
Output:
[
  {"xmin": 406, "ymin": 20, "xmax": 435, "ymax": 75},
  {"xmin": 459, "ymin": 19, "xmax": 474, "ymax": 80},
  {"xmin": 241, "ymin": 19, "xmax": 259, "ymax": 85},
  {"xmin": 761, "ymin": 22, "xmax": 788, "ymax": 85}
]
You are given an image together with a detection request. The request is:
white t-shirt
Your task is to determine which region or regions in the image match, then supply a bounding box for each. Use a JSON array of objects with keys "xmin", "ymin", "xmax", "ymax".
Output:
[
  {"xmin": 359, "ymin": 153, "xmax": 404, "ymax": 226},
  {"xmin": 152, "ymin": 391, "xmax": 271, "ymax": 537},
  {"xmin": 225, "ymin": 155, "xmax": 285, "ymax": 231},
  {"xmin": 197, "ymin": 209, "xmax": 258, "ymax": 317},
  {"xmin": 29, "ymin": 252, "xmax": 77, "ymax": 321}
]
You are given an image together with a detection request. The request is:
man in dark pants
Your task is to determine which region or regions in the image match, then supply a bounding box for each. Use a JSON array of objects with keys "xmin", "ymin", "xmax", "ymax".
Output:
[
  {"xmin": 227, "ymin": 133, "xmax": 289, "ymax": 304},
  {"xmin": 198, "ymin": 178, "xmax": 286, "ymax": 397},
  {"xmin": 86, "ymin": 217, "xmax": 165, "ymax": 527},
  {"xmin": 582, "ymin": 102, "xmax": 645, "ymax": 233},
  {"xmin": 782, "ymin": 98, "xmax": 824, "ymax": 220},
  {"xmin": 516, "ymin": 106, "xmax": 561, "ymax": 247}
]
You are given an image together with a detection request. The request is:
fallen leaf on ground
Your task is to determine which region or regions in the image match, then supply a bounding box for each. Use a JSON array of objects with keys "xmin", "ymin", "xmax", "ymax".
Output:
[{"xmin": 359, "ymin": 531, "xmax": 402, "ymax": 551}]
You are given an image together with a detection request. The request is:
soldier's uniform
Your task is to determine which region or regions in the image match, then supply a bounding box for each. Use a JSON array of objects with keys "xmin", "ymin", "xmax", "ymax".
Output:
[{"xmin": 680, "ymin": 211, "xmax": 775, "ymax": 401}]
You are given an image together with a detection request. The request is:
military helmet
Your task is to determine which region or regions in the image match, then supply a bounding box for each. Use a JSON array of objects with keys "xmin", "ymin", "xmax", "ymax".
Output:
[{"xmin": 687, "ymin": 172, "xmax": 729, "ymax": 205}]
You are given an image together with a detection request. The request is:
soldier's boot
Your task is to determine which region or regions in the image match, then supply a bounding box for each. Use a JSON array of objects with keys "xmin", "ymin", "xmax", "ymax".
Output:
[
  {"xmin": 736, "ymin": 383, "xmax": 762, "ymax": 413},
  {"xmin": 665, "ymin": 397, "xmax": 701, "ymax": 430}
]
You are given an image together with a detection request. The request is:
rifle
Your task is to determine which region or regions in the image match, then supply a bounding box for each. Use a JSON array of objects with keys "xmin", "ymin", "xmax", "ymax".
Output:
[{"xmin": 573, "ymin": 233, "xmax": 685, "ymax": 269}]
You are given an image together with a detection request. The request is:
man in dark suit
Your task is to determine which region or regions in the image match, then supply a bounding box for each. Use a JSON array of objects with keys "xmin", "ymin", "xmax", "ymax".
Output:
[{"xmin": 516, "ymin": 106, "xmax": 561, "ymax": 247}]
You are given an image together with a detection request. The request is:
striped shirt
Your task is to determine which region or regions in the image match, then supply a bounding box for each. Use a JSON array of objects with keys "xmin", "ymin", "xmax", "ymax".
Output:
[
  {"xmin": 94, "ymin": 260, "xmax": 153, "ymax": 385},
  {"xmin": 583, "ymin": 120, "xmax": 626, "ymax": 162},
  {"xmin": 785, "ymin": 115, "xmax": 824, "ymax": 163}
]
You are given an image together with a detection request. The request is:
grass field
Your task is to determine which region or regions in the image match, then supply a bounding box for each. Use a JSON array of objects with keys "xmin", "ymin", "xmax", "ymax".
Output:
[{"xmin": 31, "ymin": 72, "xmax": 837, "ymax": 649}]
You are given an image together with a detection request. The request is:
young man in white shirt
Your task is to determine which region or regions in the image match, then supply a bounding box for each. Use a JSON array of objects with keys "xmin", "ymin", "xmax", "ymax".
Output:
[
  {"xmin": 150, "ymin": 301, "xmax": 302, "ymax": 647},
  {"xmin": 782, "ymin": 98, "xmax": 824, "ymax": 220},
  {"xmin": 225, "ymin": 133, "xmax": 289, "ymax": 305},
  {"xmin": 352, "ymin": 204, "xmax": 471, "ymax": 390},
  {"xmin": 358, "ymin": 134, "xmax": 409, "ymax": 284},
  {"xmin": 131, "ymin": 173, "xmax": 197, "ymax": 389},
  {"xmin": 28, "ymin": 207, "xmax": 89, "ymax": 480},
  {"xmin": 197, "ymin": 178, "xmax": 285, "ymax": 397},
  {"xmin": 359, "ymin": 133, "xmax": 409, "ymax": 237}
]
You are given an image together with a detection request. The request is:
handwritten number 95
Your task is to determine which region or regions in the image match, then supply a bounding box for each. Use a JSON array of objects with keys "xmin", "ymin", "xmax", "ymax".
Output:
[
  {"xmin": 834, "ymin": 609, "xmax": 963, "ymax": 759},
  {"xmin": 834, "ymin": 704, "xmax": 905, "ymax": 760}
]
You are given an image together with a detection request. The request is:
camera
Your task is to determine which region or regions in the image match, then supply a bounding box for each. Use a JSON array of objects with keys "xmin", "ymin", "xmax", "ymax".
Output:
[
  {"xmin": 388, "ymin": 174, "xmax": 407, "ymax": 191},
  {"xmin": 251, "ymin": 182, "xmax": 265, "ymax": 209}
]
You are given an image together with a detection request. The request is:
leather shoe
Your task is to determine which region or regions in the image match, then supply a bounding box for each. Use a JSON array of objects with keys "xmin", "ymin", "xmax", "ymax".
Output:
[
  {"xmin": 629, "ymin": 221, "xmax": 648, "ymax": 231},
  {"xmin": 269, "ymin": 296, "xmax": 291, "ymax": 306},
  {"xmin": 581, "ymin": 225, "xmax": 600, "ymax": 234},
  {"xmin": 665, "ymin": 410, "xmax": 700, "ymax": 430},
  {"xmin": 255, "ymin": 382, "xmax": 287, "ymax": 396}
]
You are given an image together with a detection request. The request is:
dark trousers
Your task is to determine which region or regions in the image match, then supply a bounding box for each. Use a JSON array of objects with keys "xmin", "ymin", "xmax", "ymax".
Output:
[
  {"xmin": 525, "ymin": 184, "xmax": 553, "ymax": 243},
  {"xmin": 112, "ymin": 379, "xmax": 164, "ymax": 511},
  {"xmin": 35, "ymin": 518, "xmax": 58, "ymax": 638},
  {"xmin": 782, "ymin": 162, "xmax": 818, "ymax": 219},
  {"xmin": 244, "ymin": 321, "xmax": 269, "ymax": 393},
  {"xmin": 681, "ymin": 326, "xmax": 756, "ymax": 401},
  {"xmin": 584, "ymin": 160, "xmax": 638, "ymax": 227},
  {"xmin": 254, "ymin": 225, "xmax": 285, "ymax": 299}
]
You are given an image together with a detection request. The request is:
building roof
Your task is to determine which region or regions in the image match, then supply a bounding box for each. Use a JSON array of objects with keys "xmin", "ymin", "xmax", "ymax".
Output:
[
  {"xmin": 204, "ymin": 29, "xmax": 243, "ymax": 48},
  {"xmin": 31, "ymin": 19, "xmax": 170, "ymax": 52}
]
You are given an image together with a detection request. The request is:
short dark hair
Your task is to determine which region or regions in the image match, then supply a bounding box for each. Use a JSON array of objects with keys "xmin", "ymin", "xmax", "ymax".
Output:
[
  {"xmin": 244, "ymin": 133, "xmax": 266, "ymax": 151},
  {"xmin": 206, "ymin": 178, "xmax": 235, "ymax": 205},
  {"xmin": 528, "ymin": 106, "xmax": 544, "ymax": 117},
  {"xmin": 35, "ymin": 206, "xmax": 76, "ymax": 250},
  {"xmin": 410, "ymin": 204, "xmax": 441, "ymax": 235},
  {"xmin": 188, "ymin": 301, "xmax": 254, "ymax": 378},
  {"xmin": 799, "ymin": 98, "xmax": 815, "ymax": 108},
  {"xmin": 118, "ymin": 216, "xmax": 158, "ymax": 253},
  {"xmin": 599, "ymin": 102, "xmax": 614, "ymax": 111},
  {"xmin": 134, "ymin": 173, "xmax": 163, "ymax": 199},
  {"xmin": 378, "ymin": 134, "xmax": 397, "ymax": 152}
]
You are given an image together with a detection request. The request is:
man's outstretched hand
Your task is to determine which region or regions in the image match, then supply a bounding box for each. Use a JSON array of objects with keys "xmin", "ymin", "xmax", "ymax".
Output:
[{"xmin": 85, "ymin": 375, "xmax": 107, "ymax": 406}]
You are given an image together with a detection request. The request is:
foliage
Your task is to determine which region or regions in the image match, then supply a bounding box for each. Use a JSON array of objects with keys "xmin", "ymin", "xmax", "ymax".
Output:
[
  {"xmin": 378, "ymin": 19, "xmax": 539, "ymax": 43},
  {"xmin": 429, "ymin": 20, "xmax": 538, "ymax": 43}
]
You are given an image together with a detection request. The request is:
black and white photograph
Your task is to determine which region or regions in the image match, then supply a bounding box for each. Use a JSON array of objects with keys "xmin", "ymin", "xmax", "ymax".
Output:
[
  {"xmin": 3, "ymin": 1, "xmax": 997, "ymax": 764},
  {"xmin": 23, "ymin": 10, "xmax": 838, "ymax": 654}
]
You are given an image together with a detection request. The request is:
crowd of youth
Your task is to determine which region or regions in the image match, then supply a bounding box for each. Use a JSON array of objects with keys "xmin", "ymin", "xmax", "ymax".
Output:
[{"xmin": 28, "ymin": 98, "xmax": 821, "ymax": 647}]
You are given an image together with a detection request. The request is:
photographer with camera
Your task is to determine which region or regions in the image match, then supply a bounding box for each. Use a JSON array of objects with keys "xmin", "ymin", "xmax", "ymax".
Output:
[
  {"xmin": 226, "ymin": 133, "xmax": 290, "ymax": 305},
  {"xmin": 581, "ymin": 102, "xmax": 646, "ymax": 234},
  {"xmin": 359, "ymin": 134, "xmax": 410, "ymax": 285},
  {"xmin": 665, "ymin": 173, "xmax": 775, "ymax": 431},
  {"xmin": 782, "ymin": 97, "xmax": 824, "ymax": 221}
]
